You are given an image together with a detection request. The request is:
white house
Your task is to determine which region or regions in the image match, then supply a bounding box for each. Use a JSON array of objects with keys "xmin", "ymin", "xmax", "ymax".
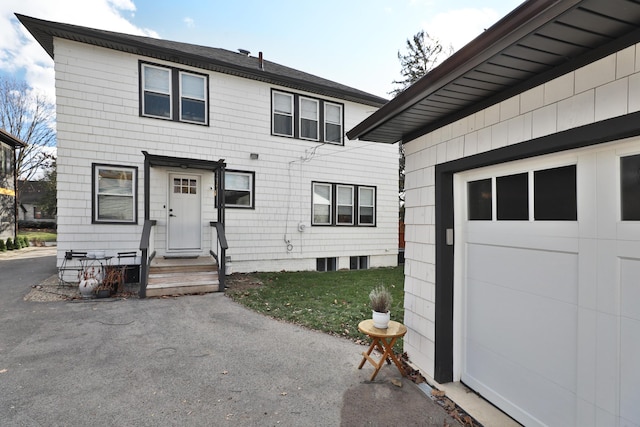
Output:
[
  {"xmin": 0, "ymin": 128, "xmax": 25, "ymax": 242},
  {"xmin": 348, "ymin": 1, "xmax": 640, "ymax": 426},
  {"xmin": 18, "ymin": 14, "xmax": 398, "ymax": 296}
]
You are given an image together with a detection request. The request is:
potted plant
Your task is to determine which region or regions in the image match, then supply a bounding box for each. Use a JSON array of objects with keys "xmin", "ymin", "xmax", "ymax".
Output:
[
  {"xmin": 95, "ymin": 267, "xmax": 121, "ymax": 298},
  {"xmin": 369, "ymin": 285, "xmax": 392, "ymax": 329}
]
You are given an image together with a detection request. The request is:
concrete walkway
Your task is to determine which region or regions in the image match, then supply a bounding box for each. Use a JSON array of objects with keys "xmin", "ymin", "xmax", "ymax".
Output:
[{"xmin": 1, "ymin": 247, "xmax": 466, "ymax": 426}]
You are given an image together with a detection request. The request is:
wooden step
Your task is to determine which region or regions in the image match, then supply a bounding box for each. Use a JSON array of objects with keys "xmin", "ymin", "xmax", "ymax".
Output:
[{"xmin": 146, "ymin": 256, "xmax": 220, "ymax": 297}]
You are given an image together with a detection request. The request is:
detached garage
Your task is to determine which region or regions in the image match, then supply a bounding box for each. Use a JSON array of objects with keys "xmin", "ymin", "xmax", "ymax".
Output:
[{"xmin": 348, "ymin": 1, "xmax": 640, "ymax": 426}]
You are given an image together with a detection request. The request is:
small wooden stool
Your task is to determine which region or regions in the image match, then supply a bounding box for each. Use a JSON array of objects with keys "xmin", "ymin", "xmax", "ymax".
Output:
[{"xmin": 357, "ymin": 319, "xmax": 407, "ymax": 381}]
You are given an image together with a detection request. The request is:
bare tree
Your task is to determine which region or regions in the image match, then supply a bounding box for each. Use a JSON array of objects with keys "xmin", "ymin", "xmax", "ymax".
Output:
[
  {"xmin": 390, "ymin": 30, "xmax": 453, "ymax": 97},
  {"xmin": 0, "ymin": 76, "xmax": 56, "ymax": 180},
  {"xmin": 392, "ymin": 31, "xmax": 453, "ymax": 222}
]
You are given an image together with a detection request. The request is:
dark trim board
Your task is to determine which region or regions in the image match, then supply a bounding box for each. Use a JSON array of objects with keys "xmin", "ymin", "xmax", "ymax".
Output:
[{"xmin": 432, "ymin": 111, "xmax": 640, "ymax": 383}]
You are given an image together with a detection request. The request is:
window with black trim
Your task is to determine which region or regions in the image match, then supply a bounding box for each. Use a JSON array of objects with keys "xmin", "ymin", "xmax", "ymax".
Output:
[
  {"xmin": 225, "ymin": 170, "xmax": 254, "ymax": 209},
  {"xmin": 272, "ymin": 90, "xmax": 343, "ymax": 144},
  {"xmin": 312, "ymin": 182, "xmax": 376, "ymax": 226},
  {"xmin": 621, "ymin": 154, "xmax": 640, "ymax": 221},
  {"xmin": 140, "ymin": 62, "xmax": 208, "ymax": 125},
  {"xmin": 467, "ymin": 164, "xmax": 577, "ymax": 221},
  {"xmin": 92, "ymin": 164, "xmax": 137, "ymax": 224}
]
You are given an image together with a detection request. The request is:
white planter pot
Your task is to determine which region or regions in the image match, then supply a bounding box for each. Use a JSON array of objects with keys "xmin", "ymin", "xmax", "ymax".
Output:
[
  {"xmin": 79, "ymin": 277, "xmax": 98, "ymax": 299},
  {"xmin": 372, "ymin": 310, "xmax": 390, "ymax": 329}
]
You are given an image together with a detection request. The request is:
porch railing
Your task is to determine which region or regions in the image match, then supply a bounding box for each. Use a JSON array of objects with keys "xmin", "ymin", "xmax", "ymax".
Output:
[
  {"xmin": 209, "ymin": 221, "xmax": 228, "ymax": 290},
  {"xmin": 138, "ymin": 219, "xmax": 157, "ymax": 298}
]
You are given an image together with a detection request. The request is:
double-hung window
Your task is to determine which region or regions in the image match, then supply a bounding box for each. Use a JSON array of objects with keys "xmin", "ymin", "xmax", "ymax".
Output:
[
  {"xmin": 273, "ymin": 92, "xmax": 294, "ymax": 137},
  {"xmin": 271, "ymin": 90, "xmax": 344, "ymax": 144},
  {"xmin": 312, "ymin": 182, "xmax": 376, "ymax": 226},
  {"xmin": 358, "ymin": 186, "xmax": 375, "ymax": 225},
  {"xmin": 313, "ymin": 183, "xmax": 332, "ymax": 225},
  {"xmin": 92, "ymin": 164, "xmax": 137, "ymax": 224},
  {"xmin": 300, "ymin": 97, "xmax": 319, "ymax": 140},
  {"xmin": 142, "ymin": 64, "xmax": 172, "ymax": 119},
  {"xmin": 180, "ymin": 72, "xmax": 206, "ymax": 123},
  {"xmin": 141, "ymin": 62, "xmax": 208, "ymax": 125},
  {"xmin": 336, "ymin": 185, "xmax": 354, "ymax": 225},
  {"xmin": 224, "ymin": 171, "xmax": 255, "ymax": 208},
  {"xmin": 324, "ymin": 103, "xmax": 343, "ymax": 143}
]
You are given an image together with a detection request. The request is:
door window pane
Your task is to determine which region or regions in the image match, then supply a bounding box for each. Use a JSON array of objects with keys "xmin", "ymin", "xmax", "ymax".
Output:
[
  {"xmin": 497, "ymin": 173, "xmax": 528, "ymax": 220},
  {"xmin": 534, "ymin": 165, "xmax": 577, "ymax": 220},
  {"xmin": 468, "ymin": 179, "xmax": 492, "ymax": 220},
  {"xmin": 621, "ymin": 154, "xmax": 640, "ymax": 220}
]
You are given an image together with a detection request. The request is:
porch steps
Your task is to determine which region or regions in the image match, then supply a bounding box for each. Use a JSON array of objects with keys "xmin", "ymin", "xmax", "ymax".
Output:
[{"xmin": 146, "ymin": 256, "xmax": 219, "ymax": 297}]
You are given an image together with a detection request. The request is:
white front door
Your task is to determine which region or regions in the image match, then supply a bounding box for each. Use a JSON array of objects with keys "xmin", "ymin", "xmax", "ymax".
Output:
[
  {"xmin": 455, "ymin": 139, "xmax": 640, "ymax": 426},
  {"xmin": 168, "ymin": 173, "xmax": 201, "ymax": 251}
]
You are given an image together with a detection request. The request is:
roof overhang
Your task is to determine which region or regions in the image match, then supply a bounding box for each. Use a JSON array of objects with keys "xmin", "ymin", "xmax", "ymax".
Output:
[
  {"xmin": 143, "ymin": 151, "xmax": 225, "ymax": 171},
  {"xmin": 0, "ymin": 128, "xmax": 26, "ymax": 148},
  {"xmin": 347, "ymin": 0, "xmax": 640, "ymax": 144}
]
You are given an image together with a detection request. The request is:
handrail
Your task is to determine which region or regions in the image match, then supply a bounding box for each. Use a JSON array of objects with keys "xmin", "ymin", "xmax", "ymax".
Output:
[
  {"xmin": 138, "ymin": 219, "xmax": 157, "ymax": 298},
  {"xmin": 210, "ymin": 221, "xmax": 228, "ymax": 290}
]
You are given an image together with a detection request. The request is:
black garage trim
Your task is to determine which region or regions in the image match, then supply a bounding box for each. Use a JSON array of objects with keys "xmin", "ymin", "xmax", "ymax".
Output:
[{"xmin": 433, "ymin": 110, "xmax": 640, "ymax": 383}]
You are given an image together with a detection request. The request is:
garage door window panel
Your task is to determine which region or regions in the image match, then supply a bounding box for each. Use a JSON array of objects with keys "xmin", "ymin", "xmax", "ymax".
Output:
[
  {"xmin": 621, "ymin": 154, "xmax": 640, "ymax": 221},
  {"xmin": 468, "ymin": 178, "xmax": 492, "ymax": 220},
  {"xmin": 497, "ymin": 173, "xmax": 529, "ymax": 220},
  {"xmin": 534, "ymin": 165, "xmax": 577, "ymax": 221}
]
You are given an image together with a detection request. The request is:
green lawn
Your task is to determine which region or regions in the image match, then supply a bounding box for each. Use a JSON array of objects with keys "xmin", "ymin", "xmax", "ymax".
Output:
[
  {"xmin": 18, "ymin": 230, "xmax": 57, "ymax": 244},
  {"xmin": 226, "ymin": 266, "xmax": 405, "ymax": 351}
]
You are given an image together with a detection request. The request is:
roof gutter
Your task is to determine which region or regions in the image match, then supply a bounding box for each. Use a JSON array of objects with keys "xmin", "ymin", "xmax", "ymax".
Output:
[{"xmin": 346, "ymin": 0, "xmax": 580, "ymax": 142}]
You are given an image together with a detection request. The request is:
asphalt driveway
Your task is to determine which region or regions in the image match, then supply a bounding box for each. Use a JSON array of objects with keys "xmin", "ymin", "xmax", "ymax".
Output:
[{"xmin": 0, "ymin": 248, "xmax": 461, "ymax": 426}]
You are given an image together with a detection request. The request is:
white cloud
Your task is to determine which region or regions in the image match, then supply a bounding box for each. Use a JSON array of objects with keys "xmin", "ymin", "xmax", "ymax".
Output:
[
  {"xmin": 0, "ymin": 0, "xmax": 157, "ymax": 101},
  {"xmin": 184, "ymin": 17, "xmax": 195, "ymax": 28},
  {"xmin": 423, "ymin": 7, "xmax": 502, "ymax": 53}
]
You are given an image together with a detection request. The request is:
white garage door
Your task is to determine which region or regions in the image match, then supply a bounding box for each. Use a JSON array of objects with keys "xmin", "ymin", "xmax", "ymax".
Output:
[{"xmin": 455, "ymin": 139, "xmax": 640, "ymax": 426}]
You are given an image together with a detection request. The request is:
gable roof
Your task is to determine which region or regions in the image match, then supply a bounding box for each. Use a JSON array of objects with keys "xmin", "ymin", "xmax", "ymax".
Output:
[
  {"xmin": 347, "ymin": 0, "xmax": 640, "ymax": 144},
  {"xmin": 16, "ymin": 14, "xmax": 387, "ymax": 108},
  {"xmin": 0, "ymin": 128, "xmax": 26, "ymax": 148}
]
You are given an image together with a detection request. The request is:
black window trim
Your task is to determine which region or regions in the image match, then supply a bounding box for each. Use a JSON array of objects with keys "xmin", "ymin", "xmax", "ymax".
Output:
[
  {"xmin": 139, "ymin": 61, "xmax": 209, "ymax": 126},
  {"xmin": 311, "ymin": 181, "xmax": 377, "ymax": 227},
  {"xmin": 91, "ymin": 163, "xmax": 138, "ymax": 225},
  {"xmin": 271, "ymin": 89, "xmax": 345, "ymax": 145},
  {"xmin": 224, "ymin": 169, "xmax": 256, "ymax": 210}
]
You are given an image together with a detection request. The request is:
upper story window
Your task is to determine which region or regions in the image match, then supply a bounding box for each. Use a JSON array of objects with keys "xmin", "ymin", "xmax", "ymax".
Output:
[
  {"xmin": 300, "ymin": 97, "xmax": 319, "ymax": 140},
  {"xmin": 621, "ymin": 153, "xmax": 640, "ymax": 220},
  {"xmin": 272, "ymin": 90, "xmax": 344, "ymax": 144},
  {"xmin": 140, "ymin": 62, "xmax": 208, "ymax": 125},
  {"xmin": 312, "ymin": 182, "xmax": 376, "ymax": 226}
]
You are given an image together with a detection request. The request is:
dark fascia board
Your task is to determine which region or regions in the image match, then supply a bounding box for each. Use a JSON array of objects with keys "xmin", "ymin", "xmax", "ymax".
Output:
[
  {"xmin": 0, "ymin": 128, "xmax": 26, "ymax": 148},
  {"xmin": 346, "ymin": 0, "xmax": 582, "ymax": 142},
  {"xmin": 142, "ymin": 151, "xmax": 225, "ymax": 171},
  {"xmin": 16, "ymin": 14, "xmax": 387, "ymax": 108}
]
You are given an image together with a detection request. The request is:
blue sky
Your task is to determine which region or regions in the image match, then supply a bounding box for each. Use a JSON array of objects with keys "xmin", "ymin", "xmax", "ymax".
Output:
[{"xmin": 0, "ymin": 0, "xmax": 522, "ymax": 102}]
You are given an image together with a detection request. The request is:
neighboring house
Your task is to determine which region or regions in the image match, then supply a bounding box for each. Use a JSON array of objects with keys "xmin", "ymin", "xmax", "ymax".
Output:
[
  {"xmin": 348, "ymin": 1, "xmax": 640, "ymax": 426},
  {"xmin": 18, "ymin": 15, "xmax": 398, "ymax": 293},
  {"xmin": 17, "ymin": 180, "xmax": 56, "ymax": 223},
  {"xmin": 0, "ymin": 129, "xmax": 25, "ymax": 242}
]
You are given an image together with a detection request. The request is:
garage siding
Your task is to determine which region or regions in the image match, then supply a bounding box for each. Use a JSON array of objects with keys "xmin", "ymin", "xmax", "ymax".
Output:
[{"xmin": 403, "ymin": 43, "xmax": 640, "ymax": 426}]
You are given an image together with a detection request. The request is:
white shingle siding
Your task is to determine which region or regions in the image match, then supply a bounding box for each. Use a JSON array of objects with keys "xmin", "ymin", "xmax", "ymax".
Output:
[
  {"xmin": 403, "ymin": 44, "xmax": 640, "ymax": 378},
  {"xmin": 54, "ymin": 38, "xmax": 398, "ymax": 272}
]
